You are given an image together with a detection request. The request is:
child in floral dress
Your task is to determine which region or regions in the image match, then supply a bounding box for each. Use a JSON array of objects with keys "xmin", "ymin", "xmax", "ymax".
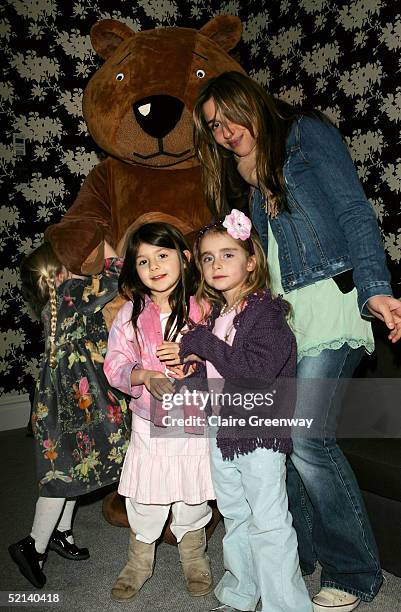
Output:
[{"xmin": 9, "ymin": 241, "xmax": 130, "ymax": 590}]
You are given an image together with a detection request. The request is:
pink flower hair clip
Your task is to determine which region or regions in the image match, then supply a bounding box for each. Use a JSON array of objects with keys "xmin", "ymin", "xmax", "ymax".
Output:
[
  {"xmin": 222, "ymin": 209, "xmax": 252, "ymax": 241},
  {"xmin": 195, "ymin": 209, "xmax": 255, "ymax": 255}
]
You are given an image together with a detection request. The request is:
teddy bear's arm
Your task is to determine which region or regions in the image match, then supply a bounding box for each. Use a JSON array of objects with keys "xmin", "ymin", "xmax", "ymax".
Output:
[{"xmin": 45, "ymin": 162, "xmax": 112, "ymax": 275}]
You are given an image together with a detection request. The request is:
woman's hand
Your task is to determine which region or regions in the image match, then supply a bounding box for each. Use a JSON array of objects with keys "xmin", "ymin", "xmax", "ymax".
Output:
[
  {"xmin": 155, "ymin": 341, "xmax": 181, "ymax": 365},
  {"xmin": 367, "ymin": 295, "xmax": 401, "ymax": 343}
]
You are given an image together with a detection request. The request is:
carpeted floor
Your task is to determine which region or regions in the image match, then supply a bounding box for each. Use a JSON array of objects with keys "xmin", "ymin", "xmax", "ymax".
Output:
[{"xmin": 1, "ymin": 428, "xmax": 400, "ymax": 612}]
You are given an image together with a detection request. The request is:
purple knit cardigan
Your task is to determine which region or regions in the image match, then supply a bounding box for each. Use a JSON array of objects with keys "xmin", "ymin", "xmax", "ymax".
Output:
[{"xmin": 179, "ymin": 290, "xmax": 296, "ymax": 460}]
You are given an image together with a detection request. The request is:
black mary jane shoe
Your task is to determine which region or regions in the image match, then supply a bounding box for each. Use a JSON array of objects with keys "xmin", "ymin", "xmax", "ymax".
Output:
[
  {"xmin": 49, "ymin": 529, "xmax": 90, "ymax": 560},
  {"xmin": 8, "ymin": 535, "xmax": 47, "ymax": 589}
]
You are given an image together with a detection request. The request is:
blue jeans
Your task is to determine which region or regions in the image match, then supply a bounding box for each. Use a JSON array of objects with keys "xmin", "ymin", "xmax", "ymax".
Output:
[
  {"xmin": 210, "ymin": 436, "xmax": 312, "ymax": 612},
  {"xmin": 287, "ymin": 344, "xmax": 383, "ymax": 601}
]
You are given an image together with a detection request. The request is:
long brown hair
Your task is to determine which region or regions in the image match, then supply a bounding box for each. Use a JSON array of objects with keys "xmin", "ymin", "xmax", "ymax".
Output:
[
  {"xmin": 193, "ymin": 71, "xmax": 299, "ymax": 217},
  {"xmin": 118, "ymin": 222, "xmax": 194, "ymax": 342},
  {"xmin": 20, "ymin": 242, "xmax": 63, "ymax": 368},
  {"xmin": 193, "ymin": 224, "xmax": 269, "ymax": 312}
]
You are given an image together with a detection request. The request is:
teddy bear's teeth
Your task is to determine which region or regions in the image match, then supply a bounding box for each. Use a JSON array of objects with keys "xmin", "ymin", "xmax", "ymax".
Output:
[{"xmin": 138, "ymin": 103, "xmax": 151, "ymax": 117}]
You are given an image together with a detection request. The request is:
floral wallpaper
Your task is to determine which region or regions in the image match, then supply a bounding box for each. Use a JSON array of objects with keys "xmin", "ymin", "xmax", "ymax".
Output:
[{"xmin": 1, "ymin": 0, "xmax": 400, "ymax": 397}]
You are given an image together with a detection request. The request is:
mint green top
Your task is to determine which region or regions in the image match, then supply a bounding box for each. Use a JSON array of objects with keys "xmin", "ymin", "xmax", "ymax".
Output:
[{"xmin": 267, "ymin": 222, "xmax": 374, "ymax": 361}]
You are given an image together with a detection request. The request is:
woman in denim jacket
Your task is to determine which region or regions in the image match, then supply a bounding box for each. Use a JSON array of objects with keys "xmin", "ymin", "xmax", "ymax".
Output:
[{"xmin": 193, "ymin": 71, "xmax": 401, "ymax": 612}]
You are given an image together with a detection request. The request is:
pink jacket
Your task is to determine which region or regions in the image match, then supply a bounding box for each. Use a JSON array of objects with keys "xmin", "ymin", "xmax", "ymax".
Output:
[{"xmin": 104, "ymin": 296, "xmax": 202, "ymax": 432}]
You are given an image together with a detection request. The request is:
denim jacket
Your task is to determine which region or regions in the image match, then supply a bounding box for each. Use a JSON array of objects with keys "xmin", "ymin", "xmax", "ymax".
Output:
[{"xmin": 250, "ymin": 115, "xmax": 392, "ymax": 314}]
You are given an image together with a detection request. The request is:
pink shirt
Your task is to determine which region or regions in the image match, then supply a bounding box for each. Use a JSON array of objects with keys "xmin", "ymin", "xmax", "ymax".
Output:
[
  {"xmin": 104, "ymin": 295, "xmax": 202, "ymax": 426},
  {"xmin": 206, "ymin": 308, "xmax": 237, "ymax": 414}
]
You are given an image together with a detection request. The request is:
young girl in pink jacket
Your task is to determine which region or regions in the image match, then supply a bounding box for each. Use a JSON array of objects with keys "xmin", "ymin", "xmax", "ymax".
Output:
[{"xmin": 104, "ymin": 222, "xmax": 214, "ymax": 602}]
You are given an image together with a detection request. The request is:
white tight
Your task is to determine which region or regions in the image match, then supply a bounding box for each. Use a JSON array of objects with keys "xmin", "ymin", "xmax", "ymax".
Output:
[
  {"xmin": 126, "ymin": 498, "xmax": 211, "ymax": 544},
  {"xmin": 30, "ymin": 498, "xmax": 77, "ymax": 553}
]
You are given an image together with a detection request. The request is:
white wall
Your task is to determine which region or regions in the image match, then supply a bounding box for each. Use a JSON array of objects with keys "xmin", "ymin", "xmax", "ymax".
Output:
[{"xmin": 0, "ymin": 394, "xmax": 31, "ymax": 431}]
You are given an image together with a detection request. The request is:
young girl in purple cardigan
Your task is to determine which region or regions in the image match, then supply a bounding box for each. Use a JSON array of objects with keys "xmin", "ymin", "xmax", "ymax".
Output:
[{"xmin": 179, "ymin": 209, "xmax": 312, "ymax": 612}]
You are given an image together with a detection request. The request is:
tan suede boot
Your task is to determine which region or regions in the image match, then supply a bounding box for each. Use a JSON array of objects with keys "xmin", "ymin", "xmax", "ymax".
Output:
[
  {"xmin": 111, "ymin": 531, "xmax": 155, "ymax": 602},
  {"xmin": 178, "ymin": 528, "xmax": 213, "ymax": 596}
]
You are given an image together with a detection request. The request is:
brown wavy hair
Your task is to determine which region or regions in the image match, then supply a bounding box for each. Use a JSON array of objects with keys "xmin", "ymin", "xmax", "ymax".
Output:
[
  {"xmin": 193, "ymin": 224, "xmax": 269, "ymax": 314},
  {"xmin": 193, "ymin": 71, "xmax": 300, "ymax": 217},
  {"xmin": 20, "ymin": 242, "xmax": 63, "ymax": 368}
]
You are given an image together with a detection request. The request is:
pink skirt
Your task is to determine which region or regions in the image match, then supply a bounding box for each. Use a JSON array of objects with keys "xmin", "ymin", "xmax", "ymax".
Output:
[{"xmin": 118, "ymin": 414, "xmax": 215, "ymax": 504}]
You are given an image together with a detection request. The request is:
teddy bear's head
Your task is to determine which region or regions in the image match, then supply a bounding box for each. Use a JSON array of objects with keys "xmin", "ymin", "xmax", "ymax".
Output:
[{"xmin": 82, "ymin": 16, "xmax": 244, "ymax": 170}]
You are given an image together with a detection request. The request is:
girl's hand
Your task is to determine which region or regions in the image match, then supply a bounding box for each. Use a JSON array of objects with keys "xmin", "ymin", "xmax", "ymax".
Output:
[
  {"xmin": 167, "ymin": 364, "xmax": 196, "ymax": 379},
  {"xmin": 143, "ymin": 370, "xmax": 175, "ymax": 400},
  {"xmin": 156, "ymin": 341, "xmax": 181, "ymax": 365},
  {"xmin": 180, "ymin": 325, "xmax": 202, "ymax": 335},
  {"xmin": 183, "ymin": 353, "xmax": 203, "ymax": 363}
]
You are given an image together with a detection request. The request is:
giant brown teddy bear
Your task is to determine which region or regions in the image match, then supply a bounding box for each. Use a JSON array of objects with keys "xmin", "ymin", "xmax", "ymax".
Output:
[
  {"xmin": 45, "ymin": 15, "xmax": 245, "ymax": 274},
  {"xmin": 45, "ymin": 16, "xmax": 245, "ymax": 541}
]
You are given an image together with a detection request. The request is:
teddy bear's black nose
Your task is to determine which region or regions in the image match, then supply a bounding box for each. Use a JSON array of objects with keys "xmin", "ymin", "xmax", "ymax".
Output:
[{"xmin": 133, "ymin": 95, "xmax": 184, "ymax": 139}]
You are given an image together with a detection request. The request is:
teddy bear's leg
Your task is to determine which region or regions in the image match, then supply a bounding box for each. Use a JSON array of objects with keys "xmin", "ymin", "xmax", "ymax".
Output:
[
  {"xmin": 102, "ymin": 492, "xmax": 221, "ymax": 545},
  {"xmin": 102, "ymin": 491, "xmax": 129, "ymax": 528}
]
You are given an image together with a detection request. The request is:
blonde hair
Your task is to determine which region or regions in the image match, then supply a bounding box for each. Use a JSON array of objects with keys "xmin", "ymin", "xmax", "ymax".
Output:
[
  {"xmin": 193, "ymin": 225, "xmax": 270, "ymax": 315},
  {"xmin": 20, "ymin": 242, "xmax": 63, "ymax": 368}
]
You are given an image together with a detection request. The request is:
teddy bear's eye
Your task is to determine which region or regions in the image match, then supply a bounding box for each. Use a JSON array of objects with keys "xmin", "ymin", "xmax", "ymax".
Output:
[
  {"xmin": 116, "ymin": 72, "xmax": 125, "ymax": 81},
  {"xmin": 196, "ymin": 69, "xmax": 206, "ymax": 78}
]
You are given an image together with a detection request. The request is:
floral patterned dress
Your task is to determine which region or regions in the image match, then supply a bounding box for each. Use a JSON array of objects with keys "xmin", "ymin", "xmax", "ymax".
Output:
[{"xmin": 31, "ymin": 258, "xmax": 130, "ymax": 497}]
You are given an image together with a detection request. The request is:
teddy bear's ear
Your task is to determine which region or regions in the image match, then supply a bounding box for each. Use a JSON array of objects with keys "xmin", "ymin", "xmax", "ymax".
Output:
[
  {"xmin": 199, "ymin": 15, "xmax": 242, "ymax": 52},
  {"xmin": 90, "ymin": 19, "xmax": 134, "ymax": 59}
]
